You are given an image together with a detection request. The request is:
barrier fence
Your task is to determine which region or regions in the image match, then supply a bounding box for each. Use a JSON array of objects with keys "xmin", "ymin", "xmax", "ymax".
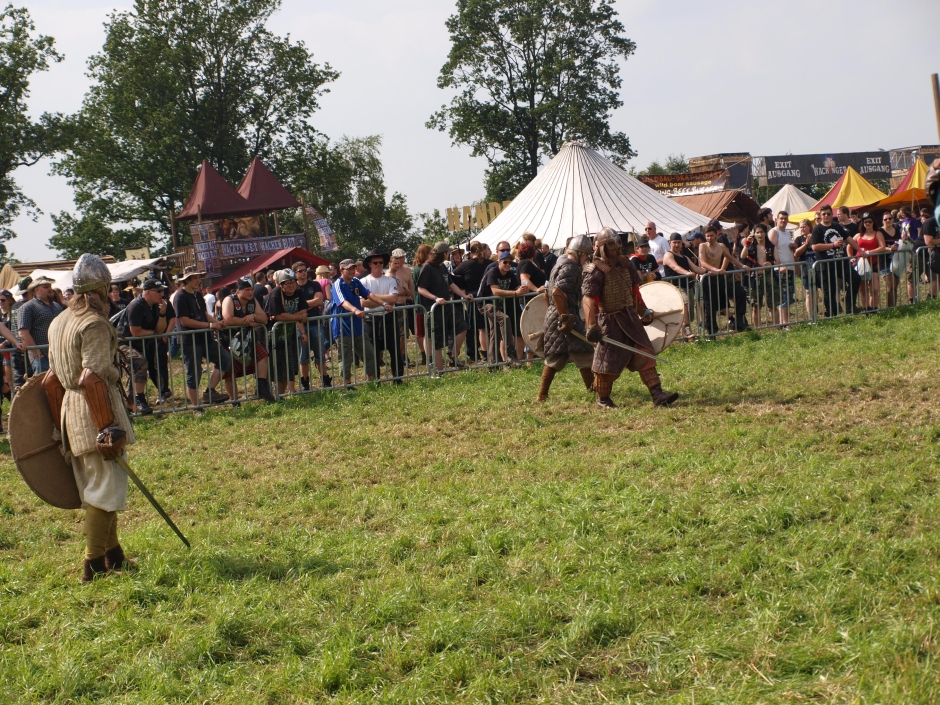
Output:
[{"xmin": 7, "ymin": 250, "xmax": 939, "ymax": 415}]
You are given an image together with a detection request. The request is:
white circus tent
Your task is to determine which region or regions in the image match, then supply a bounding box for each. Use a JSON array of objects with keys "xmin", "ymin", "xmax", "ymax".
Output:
[
  {"xmin": 476, "ymin": 142, "xmax": 712, "ymax": 250},
  {"xmin": 761, "ymin": 184, "xmax": 817, "ymax": 230}
]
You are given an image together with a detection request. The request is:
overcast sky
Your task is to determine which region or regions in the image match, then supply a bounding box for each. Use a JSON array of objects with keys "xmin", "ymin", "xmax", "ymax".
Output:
[{"xmin": 10, "ymin": 0, "xmax": 940, "ymax": 262}]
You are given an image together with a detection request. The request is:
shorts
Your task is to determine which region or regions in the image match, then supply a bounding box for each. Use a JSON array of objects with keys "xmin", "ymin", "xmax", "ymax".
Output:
[
  {"xmin": 429, "ymin": 304, "xmax": 469, "ymax": 351},
  {"xmin": 298, "ymin": 321, "xmax": 323, "ymax": 365},
  {"xmin": 271, "ymin": 336, "xmax": 299, "ymax": 382},
  {"xmin": 224, "ymin": 342, "xmax": 269, "ymax": 380},
  {"xmin": 544, "ymin": 351, "xmax": 594, "ymax": 371},
  {"xmin": 749, "ymin": 274, "xmax": 781, "ymax": 309},
  {"xmin": 120, "ymin": 345, "xmax": 149, "ymax": 383}
]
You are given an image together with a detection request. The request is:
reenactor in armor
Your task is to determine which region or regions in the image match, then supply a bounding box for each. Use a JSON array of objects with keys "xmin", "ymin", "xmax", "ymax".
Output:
[
  {"xmin": 537, "ymin": 234, "xmax": 595, "ymax": 401},
  {"xmin": 582, "ymin": 228, "xmax": 679, "ymax": 409}
]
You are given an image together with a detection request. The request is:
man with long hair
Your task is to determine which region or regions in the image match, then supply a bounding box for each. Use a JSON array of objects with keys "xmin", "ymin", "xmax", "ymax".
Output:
[{"xmin": 45, "ymin": 254, "xmax": 138, "ymax": 582}]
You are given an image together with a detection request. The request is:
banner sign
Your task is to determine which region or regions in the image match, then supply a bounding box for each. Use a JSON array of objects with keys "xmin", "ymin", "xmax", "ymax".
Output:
[
  {"xmin": 189, "ymin": 222, "xmax": 221, "ymax": 276},
  {"xmin": 305, "ymin": 206, "xmax": 337, "ymax": 253},
  {"xmin": 638, "ymin": 170, "xmax": 728, "ymax": 196},
  {"xmin": 124, "ymin": 247, "xmax": 150, "ymax": 261},
  {"xmin": 446, "ymin": 201, "xmax": 513, "ymax": 232},
  {"xmin": 764, "ymin": 152, "xmax": 891, "ymax": 185},
  {"xmin": 216, "ymin": 234, "xmax": 307, "ymax": 260}
]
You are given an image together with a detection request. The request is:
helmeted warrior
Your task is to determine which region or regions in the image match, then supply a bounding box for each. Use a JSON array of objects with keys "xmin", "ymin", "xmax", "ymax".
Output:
[
  {"xmin": 537, "ymin": 234, "xmax": 595, "ymax": 401},
  {"xmin": 44, "ymin": 254, "xmax": 137, "ymax": 582},
  {"xmin": 582, "ymin": 228, "xmax": 679, "ymax": 409}
]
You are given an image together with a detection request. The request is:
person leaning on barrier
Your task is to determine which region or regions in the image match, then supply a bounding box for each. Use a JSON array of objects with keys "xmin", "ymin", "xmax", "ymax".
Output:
[
  {"xmin": 291, "ymin": 261, "xmax": 328, "ymax": 390},
  {"xmin": 175, "ymin": 266, "xmax": 231, "ymax": 407},
  {"xmin": 17, "ymin": 276, "xmax": 65, "ymax": 377},
  {"xmin": 537, "ymin": 234, "xmax": 595, "ymax": 401},
  {"xmin": 663, "ymin": 233, "xmax": 707, "ymax": 340},
  {"xmin": 361, "ymin": 249, "xmax": 405, "ymax": 381},
  {"xmin": 331, "ymin": 258, "xmax": 392, "ymax": 384},
  {"xmin": 417, "ymin": 242, "xmax": 471, "ymax": 372},
  {"xmin": 387, "ymin": 249, "xmax": 414, "ymax": 366},
  {"xmin": 811, "ymin": 204, "xmax": 859, "ymax": 317},
  {"xmin": 698, "ymin": 224, "xmax": 751, "ymax": 334},
  {"xmin": 221, "ymin": 278, "xmax": 275, "ymax": 402},
  {"xmin": 126, "ymin": 278, "xmax": 175, "ymax": 406},
  {"xmin": 481, "ymin": 250, "xmax": 526, "ymax": 365},
  {"xmin": 264, "ymin": 269, "xmax": 308, "ymax": 394},
  {"xmin": 45, "ymin": 253, "xmax": 138, "ymax": 582}
]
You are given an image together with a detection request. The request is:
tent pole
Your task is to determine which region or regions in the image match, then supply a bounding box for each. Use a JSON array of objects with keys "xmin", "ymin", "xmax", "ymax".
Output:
[
  {"xmin": 169, "ymin": 207, "xmax": 177, "ymax": 250},
  {"xmin": 263, "ymin": 212, "xmax": 270, "ymax": 237},
  {"xmin": 932, "ymin": 74, "xmax": 940, "ymax": 144},
  {"xmin": 273, "ymin": 211, "xmax": 280, "ymax": 237}
]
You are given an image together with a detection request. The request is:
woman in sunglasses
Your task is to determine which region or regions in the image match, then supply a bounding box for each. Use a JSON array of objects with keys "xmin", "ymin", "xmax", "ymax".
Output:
[{"xmin": 0, "ymin": 290, "xmax": 26, "ymax": 432}]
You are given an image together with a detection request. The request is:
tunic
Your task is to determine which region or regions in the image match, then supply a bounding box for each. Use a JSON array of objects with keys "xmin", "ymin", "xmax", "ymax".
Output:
[
  {"xmin": 542, "ymin": 256, "xmax": 592, "ymax": 357},
  {"xmin": 582, "ymin": 258, "xmax": 653, "ymax": 376},
  {"xmin": 47, "ymin": 307, "xmax": 135, "ymax": 510}
]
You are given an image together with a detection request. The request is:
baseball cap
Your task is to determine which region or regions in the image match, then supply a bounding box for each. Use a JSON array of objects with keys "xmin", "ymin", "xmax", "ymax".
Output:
[
  {"xmin": 637, "ymin": 236, "xmax": 650, "ymax": 247},
  {"xmin": 690, "ymin": 231, "xmax": 706, "ymax": 240},
  {"xmin": 432, "ymin": 242, "xmax": 450, "ymax": 255},
  {"xmin": 498, "ymin": 251, "xmax": 513, "ymax": 261},
  {"xmin": 339, "ymin": 258, "xmax": 356, "ymax": 270},
  {"xmin": 235, "ymin": 277, "xmax": 253, "ymax": 290},
  {"xmin": 391, "ymin": 248, "xmax": 407, "ymax": 258},
  {"xmin": 668, "ymin": 233, "xmax": 683, "ymax": 242},
  {"xmin": 142, "ymin": 279, "xmax": 167, "ymax": 291}
]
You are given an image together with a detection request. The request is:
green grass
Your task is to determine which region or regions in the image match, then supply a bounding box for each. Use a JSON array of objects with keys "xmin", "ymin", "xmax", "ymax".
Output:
[{"xmin": 1, "ymin": 303, "xmax": 939, "ymax": 703}]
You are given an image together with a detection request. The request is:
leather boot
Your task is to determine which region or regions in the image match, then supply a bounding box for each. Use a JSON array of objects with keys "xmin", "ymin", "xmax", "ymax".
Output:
[
  {"xmin": 594, "ymin": 373, "xmax": 617, "ymax": 409},
  {"xmin": 537, "ymin": 366, "xmax": 556, "ymax": 401},
  {"xmin": 81, "ymin": 556, "xmax": 108, "ymax": 583},
  {"xmin": 579, "ymin": 367, "xmax": 595, "ymax": 391},
  {"xmin": 104, "ymin": 544, "xmax": 137, "ymax": 574},
  {"xmin": 639, "ymin": 367, "xmax": 679, "ymax": 407},
  {"xmin": 257, "ymin": 378, "xmax": 276, "ymax": 403}
]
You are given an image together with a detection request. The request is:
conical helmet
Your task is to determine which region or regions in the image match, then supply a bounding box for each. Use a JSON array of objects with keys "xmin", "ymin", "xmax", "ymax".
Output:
[
  {"xmin": 72, "ymin": 253, "xmax": 112, "ymax": 294},
  {"xmin": 566, "ymin": 234, "xmax": 593, "ymax": 255}
]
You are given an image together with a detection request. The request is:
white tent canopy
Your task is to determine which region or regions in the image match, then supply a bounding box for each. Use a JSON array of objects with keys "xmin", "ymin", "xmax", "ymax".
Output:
[
  {"xmin": 761, "ymin": 184, "xmax": 817, "ymax": 230},
  {"xmin": 28, "ymin": 257, "xmax": 166, "ymax": 292},
  {"xmin": 476, "ymin": 142, "xmax": 712, "ymax": 250}
]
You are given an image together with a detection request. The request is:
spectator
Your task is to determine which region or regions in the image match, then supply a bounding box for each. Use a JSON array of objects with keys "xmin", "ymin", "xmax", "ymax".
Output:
[
  {"xmin": 739, "ymin": 223, "xmax": 780, "ymax": 326},
  {"xmin": 265, "ymin": 269, "xmax": 277, "ymax": 293},
  {"xmin": 520, "ymin": 232, "xmax": 545, "ymax": 273},
  {"xmin": 221, "ymin": 278, "xmax": 275, "ymax": 402},
  {"xmin": 331, "ymin": 258, "xmax": 391, "ymax": 384},
  {"xmin": 851, "ymin": 213, "xmax": 885, "ymax": 311},
  {"xmin": 360, "ymin": 249, "xmax": 404, "ymax": 380},
  {"xmin": 387, "ymin": 250, "xmax": 413, "ymax": 367},
  {"xmin": 684, "ymin": 232, "xmax": 705, "ymax": 265},
  {"xmin": 518, "ymin": 242, "xmax": 547, "ymax": 293},
  {"xmin": 411, "ymin": 244, "xmax": 432, "ymax": 365},
  {"xmin": 264, "ymin": 269, "xmax": 308, "ymax": 394},
  {"xmin": 663, "ymin": 233, "xmax": 707, "ymax": 339},
  {"xmin": 204, "ymin": 285, "xmax": 217, "ymax": 318},
  {"xmin": 448, "ymin": 246, "xmax": 463, "ymax": 273},
  {"xmin": 108, "ymin": 283, "xmax": 129, "ymax": 318},
  {"xmin": 126, "ymin": 278, "xmax": 175, "ymax": 408},
  {"xmin": 315, "ymin": 265, "xmax": 333, "ymax": 303},
  {"xmin": 417, "ymin": 242, "xmax": 472, "ymax": 372},
  {"xmin": 9, "ymin": 279, "xmax": 30, "ymax": 391},
  {"xmin": 175, "ymin": 267, "xmax": 231, "ymax": 407},
  {"xmin": 355, "ymin": 260, "xmax": 367, "ymax": 277},
  {"xmin": 63, "ymin": 288, "xmax": 75, "ymax": 303},
  {"xmin": 17, "ymin": 276, "xmax": 64, "ymax": 376},
  {"xmin": 541, "ymin": 242, "xmax": 558, "ymax": 276},
  {"xmin": 252, "ymin": 271, "xmax": 269, "ymax": 305},
  {"xmin": 452, "ymin": 242, "xmax": 490, "ymax": 364},
  {"xmin": 328, "ymin": 261, "xmax": 341, "ymax": 281},
  {"xmin": 481, "ymin": 250, "xmax": 526, "ymax": 363},
  {"xmin": 757, "ymin": 206, "xmax": 775, "ymax": 233},
  {"xmin": 837, "ymin": 206, "xmax": 859, "ymax": 237},
  {"xmin": 899, "ymin": 206, "xmax": 920, "ymax": 243},
  {"xmin": 644, "ymin": 221, "xmax": 669, "ymax": 277},
  {"xmin": 793, "ymin": 218, "xmax": 816, "ymax": 318},
  {"xmin": 630, "ymin": 236, "xmax": 661, "ymax": 282},
  {"xmin": 811, "ymin": 204, "xmax": 860, "ymax": 317},
  {"xmin": 291, "ymin": 261, "xmax": 328, "ymax": 390},
  {"xmin": 0, "ymin": 291, "xmax": 19, "ymax": 400},
  {"xmin": 920, "ymin": 208, "xmax": 939, "ymax": 298},
  {"xmin": 879, "ymin": 211, "xmax": 902, "ymax": 307},
  {"xmin": 768, "ymin": 211, "xmax": 796, "ymax": 325},
  {"xmin": 698, "ymin": 224, "xmax": 751, "ymax": 333}
]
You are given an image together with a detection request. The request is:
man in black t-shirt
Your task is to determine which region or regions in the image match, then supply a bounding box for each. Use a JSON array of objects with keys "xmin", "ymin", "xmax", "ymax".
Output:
[
  {"xmin": 176, "ymin": 267, "xmax": 232, "ymax": 407},
  {"xmin": 126, "ymin": 278, "xmax": 176, "ymax": 405},
  {"xmin": 811, "ymin": 204, "xmax": 860, "ymax": 316},
  {"xmin": 290, "ymin": 261, "xmax": 327, "ymax": 389},
  {"xmin": 416, "ymin": 242, "xmax": 471, "ymax": 372},
  {"xmin": 837, "ymin": 206, "xmax": 859, "ymax": 238},
  {"xmin": 264, "ymin": 269, "xmax": 308, "ymax": 393},
  {"xmin": 481, "ymin": 251, "xmax": 527, "ymax": 363},
  {"xmin": 630, "ymin": 237, "xmax": 661, "ymax": 282},
  {"xmin": 252, "ymin": 271, "xmax": 270, "ymax": 307}
]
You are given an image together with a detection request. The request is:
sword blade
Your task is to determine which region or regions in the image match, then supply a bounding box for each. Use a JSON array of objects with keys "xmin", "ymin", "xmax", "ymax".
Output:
[
  {"xmin": 571, "ymin": 330, "xmax": 666, "ymax": 364},
  {"xmin": 115, "ymin": 456, "xmax": 191, "ymax": 548}
]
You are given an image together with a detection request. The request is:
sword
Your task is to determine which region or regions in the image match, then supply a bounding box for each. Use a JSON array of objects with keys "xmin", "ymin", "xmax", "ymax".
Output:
[
  {"xmin": 571, "ymin": 329, "xmax": 666, "ymax": 364},
  {"xmin": 115, "ymin": 456, "xmax": 191, "ymax": 548}
]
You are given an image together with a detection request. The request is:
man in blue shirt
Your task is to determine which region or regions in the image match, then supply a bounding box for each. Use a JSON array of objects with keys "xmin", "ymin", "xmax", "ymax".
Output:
[{"xmin": 331, "ymin": 258, "xmax": 393, "ymax": 385}]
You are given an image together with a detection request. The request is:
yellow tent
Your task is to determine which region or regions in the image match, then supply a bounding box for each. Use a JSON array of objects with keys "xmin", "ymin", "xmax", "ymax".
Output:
[
  {"xmin": 788, "ymin": 167, "xmax": 888, "ymax": 224},
  {"xmin": 870, "ymin": 158, "xmax": 930, "ymax": 211}
]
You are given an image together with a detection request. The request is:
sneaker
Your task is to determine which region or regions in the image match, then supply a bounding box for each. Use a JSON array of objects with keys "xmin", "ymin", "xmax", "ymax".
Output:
[{"xmin": 201, "ymin": 388, "xmax": 229, "ymax": 404}]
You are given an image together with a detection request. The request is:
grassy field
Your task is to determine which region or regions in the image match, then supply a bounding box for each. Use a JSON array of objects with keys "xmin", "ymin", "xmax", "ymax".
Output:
[{"xmin": 1, "ymin": 303, "xmax": 939, "ymax": 704}]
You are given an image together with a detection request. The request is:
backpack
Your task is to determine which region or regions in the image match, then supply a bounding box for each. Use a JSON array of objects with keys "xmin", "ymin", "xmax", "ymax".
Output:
[{"xmin": 109, "ymin": 307, "xmax": 130, "ymax": 337}]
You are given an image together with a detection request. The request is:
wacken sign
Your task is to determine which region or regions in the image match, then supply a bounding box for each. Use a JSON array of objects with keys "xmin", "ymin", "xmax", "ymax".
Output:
[
  {"xmin": 764, "ymin": 152, "xmax": 892, "ymax": 185},
  {"xmin": 446, "ymin": 201, "xmax": 513, "ymax": 231}
]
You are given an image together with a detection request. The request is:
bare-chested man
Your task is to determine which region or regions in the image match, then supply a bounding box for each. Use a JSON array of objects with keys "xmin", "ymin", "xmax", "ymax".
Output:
[{"xmin": 698, "ymin": 224, "xmax": 751, "ymax": 334}]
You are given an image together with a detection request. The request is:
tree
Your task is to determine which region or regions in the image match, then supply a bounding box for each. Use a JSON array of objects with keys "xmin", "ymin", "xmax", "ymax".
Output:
[
  {"xmin": 0, "ymin": 5, "xmax": 62, "ymax": 255},
  {"xmin": 274, "ymin": 135, "xmax": 419, "ymax": 261},
  {"xmin": 54, "ymin": 0, "xmax": 338, "ymax": 250},
  {"xmin": 48, "ymin": 210, "xmax": 151, "ymax": 260},
  {"xmin": 639, "ymin": 153, "xmax": 688, "ymax": 176},
  {"xmin": 427, "ymin": 0, "xmax": 636, "ymax": 203},
  {"xmin": 415, "ymin": 209, "xmax": 449, "ymax": 244}
]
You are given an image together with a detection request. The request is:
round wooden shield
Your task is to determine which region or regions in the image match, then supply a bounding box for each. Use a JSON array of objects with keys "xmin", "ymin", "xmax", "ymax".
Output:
[
  {"xmin": 519, "ymin": 293, "xmax": 548, "ymax": 358},
  {"xmin": 640, "ymin": 281, "xmax": 685, "ymax": 354},
  {"xmin": 7, "ymin": 373, "xmax": 81, "ymax": 509}
]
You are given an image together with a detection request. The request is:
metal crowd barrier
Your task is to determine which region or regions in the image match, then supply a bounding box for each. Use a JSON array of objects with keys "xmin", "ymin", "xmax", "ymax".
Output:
[
  {"xmin": 914, "ymin": 246, "xmax": 939, "ymax": 303},
  {"xmin": 427, "ymin": 292, "xmax": 539, "ymax": 375},
  {"xmin": 269, "ymin": 304, "xmax": 431, "ymax": 395}
]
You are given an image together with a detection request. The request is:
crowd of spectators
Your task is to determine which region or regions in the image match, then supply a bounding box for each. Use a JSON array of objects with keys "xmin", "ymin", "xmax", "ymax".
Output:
[{"xmin": 0, "ymin": 204, "xmax": 936, "ymax": 422}]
